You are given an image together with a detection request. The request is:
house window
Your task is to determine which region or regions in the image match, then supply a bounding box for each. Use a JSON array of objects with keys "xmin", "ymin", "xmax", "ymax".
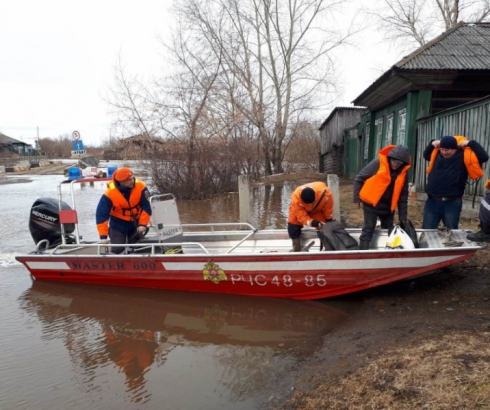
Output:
[
  {"xmin": 375, "ymin": 118, "xmax": 383, "ymax": 154},
  {"xmin": 397, "ymin": 108, "xmax": 406, "ymax": 145},
  {"xmin": 385, "ymin": 114, "xmax": 394, "ymax": 145},
  {"xmin": 364, "ymin": 122, "xmax": 370, "ymax": 160}
]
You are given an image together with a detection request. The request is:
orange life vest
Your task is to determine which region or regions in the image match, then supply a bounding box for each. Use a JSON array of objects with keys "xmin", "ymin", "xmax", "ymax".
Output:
[
  {"xmin": 288, "ymin": 181, "xmax": 334, "ymax": 226},
  {"xmin": 426, "ymin": 135, "xmax": 484, "ymax": 180},
  {"xmin": 106, "ymin": 179, "xmax": 150, "ymax": 224},
  {"xmin": 359, "ymin": 145, "xmax": 411, "ymax": 211}
]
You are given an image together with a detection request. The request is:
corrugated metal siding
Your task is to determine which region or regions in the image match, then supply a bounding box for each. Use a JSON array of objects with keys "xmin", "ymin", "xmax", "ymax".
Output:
[
  {"xmin": 400, "ymin": 24, "xmax": 490, "ymax": 70},
  {"xmin": 415, "ymin": 97, "xmax": 490, "ymax": 197}
]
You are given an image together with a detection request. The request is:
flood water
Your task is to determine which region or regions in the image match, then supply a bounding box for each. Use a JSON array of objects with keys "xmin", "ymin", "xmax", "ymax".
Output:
[{"xmin": 0, "ymin": 173, "xmax": 355, "ymax": 409}]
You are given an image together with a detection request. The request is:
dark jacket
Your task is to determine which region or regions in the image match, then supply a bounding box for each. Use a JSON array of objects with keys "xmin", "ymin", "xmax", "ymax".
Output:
[
  {"xmin": 479, "ymin": 193, "xmax": 490, "ymax": 233},
  {"xmin": 353, "ymin": 145, "xmax": 410, "ymax": 220},
  {"xmin": 424, "ymin": 140, "xmax": 488, "ymax": 197}
]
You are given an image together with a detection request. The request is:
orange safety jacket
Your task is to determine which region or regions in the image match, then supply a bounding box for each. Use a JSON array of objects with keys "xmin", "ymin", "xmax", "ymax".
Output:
[
  {"xmin": 288, "ymin": 181, "xmax": 334, "ymax": 227},
  {"xmin": 104, "ymin": 330, "xmax": 155, "ymax": 377},
  {"xmin": 359, "ymin": 145, "xmax": 411, "ymax": 211},
  {"xmin": 96, "ymin": 179, "xmax": 151, "ymax": 237},
  {"xmin": 426, "ymin": 135, "xmax": 484, "ymax": 180}
]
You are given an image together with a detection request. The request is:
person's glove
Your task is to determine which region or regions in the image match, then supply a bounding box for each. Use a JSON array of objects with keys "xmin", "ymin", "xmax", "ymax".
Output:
[
  {"xmin": 99, "ymin": 239, "xmax": 110, "ymax": 244},
  {"xmin": 137, "ymin": 226, "xmax": 147, "ymax": 236},
  {"xmin": 311, "ymin": 220, "xmax": 323, "ymax": 229}
]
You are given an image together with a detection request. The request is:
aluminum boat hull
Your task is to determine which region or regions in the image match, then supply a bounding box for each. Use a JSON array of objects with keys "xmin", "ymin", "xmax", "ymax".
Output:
[{"xmin": 16, "ymin": 245, "xmax": 477, "ymax": 300}]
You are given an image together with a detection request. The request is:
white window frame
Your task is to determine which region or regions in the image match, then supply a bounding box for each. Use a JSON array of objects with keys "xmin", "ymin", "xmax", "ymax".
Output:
[
  {"xmin": 385, "ymin": 114, "xmax": 394, "ymax": 146},
  {"xmin": 397, "ymin": 108, "xmax": 407, "ymax": 145},
  {"xmin": 375, "ymin": 118, "xmax": 383, "ymax": 154},
  {"xmin": 364, "ymin": 122, "xmax": 370, "ymax": 159}
]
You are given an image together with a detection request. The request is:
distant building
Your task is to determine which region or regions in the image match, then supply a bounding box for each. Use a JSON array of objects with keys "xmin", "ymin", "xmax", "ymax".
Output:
[
  {"xmin": 102, "ymin": 133, "xmax": 165, "ymax": 160},
  {"xmin": 318, "ymin": 107, "xmax": 365, "ymax": 177},
  {"xmin": 0, "ymin": 133, "xmax": 31, "ymax": 156}
]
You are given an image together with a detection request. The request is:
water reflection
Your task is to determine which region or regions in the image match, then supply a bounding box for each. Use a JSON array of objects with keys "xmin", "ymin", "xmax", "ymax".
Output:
[
  {"xmin": 176, "ymin": 182, "xmax": 296, "ymax": 230},
  {"xmin": 251, "ymin": 184, "xmax": 291, "ymax": 229},
  {"xmin": 19, "ymin": 282, "xmax": 350, "ymax": 406}
]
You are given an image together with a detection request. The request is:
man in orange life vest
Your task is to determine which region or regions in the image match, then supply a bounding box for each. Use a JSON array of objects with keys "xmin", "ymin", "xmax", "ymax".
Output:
[
  {"xmin": 354, "ymin": 145, "xmax": 411, "ymax": 250},
  {"xmin": 422, "ymin": 135, "xmax": 488, "ymax": 229},
  {"xmin": 96, "ymin": 167, "xmax": 152, "ymax": 254},
  {"xmin": 288, "ymin": 181, "xmax": 334, "ymax": 252}
]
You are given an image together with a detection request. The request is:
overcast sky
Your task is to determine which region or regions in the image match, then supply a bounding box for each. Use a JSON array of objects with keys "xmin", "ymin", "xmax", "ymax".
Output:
[{"xmin": 0, "ymin": 0, "xmax": 402, "ymax": 147}]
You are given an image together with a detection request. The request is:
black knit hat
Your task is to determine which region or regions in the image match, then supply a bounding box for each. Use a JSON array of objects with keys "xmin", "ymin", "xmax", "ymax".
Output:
[
  {"xmin": 440, "ymin": 136, "xmax": 457, "ymax": 149},
  {"xmin": 300, "ymin": 187, "xmax": 315, "ymax": 204}
]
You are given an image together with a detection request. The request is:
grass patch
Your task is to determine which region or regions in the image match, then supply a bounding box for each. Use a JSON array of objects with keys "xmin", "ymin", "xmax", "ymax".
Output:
[{"xmin": 287, "ymin": 332, "xmax": 490, "ymax": 410}]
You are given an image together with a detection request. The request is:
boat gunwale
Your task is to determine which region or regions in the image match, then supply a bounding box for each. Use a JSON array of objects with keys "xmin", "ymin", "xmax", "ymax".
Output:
[{"xmin": 16, "ymin": 243, "xmax": 483, "ymax": 260}]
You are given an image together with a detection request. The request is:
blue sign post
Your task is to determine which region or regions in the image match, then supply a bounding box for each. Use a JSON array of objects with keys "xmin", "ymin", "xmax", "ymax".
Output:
[
  {"xmin": 71, "ymin": 130, "xmax": 87, "ymax": 157},
  {"xmin": 72, "ymin": 140, "xmax": 84, "ymax": 151}
]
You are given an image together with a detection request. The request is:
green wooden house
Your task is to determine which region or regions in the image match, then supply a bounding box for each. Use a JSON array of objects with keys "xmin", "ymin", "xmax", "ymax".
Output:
[{"xmin": 349, "ymin": 22, "xmax": 490, "ymax": 181}]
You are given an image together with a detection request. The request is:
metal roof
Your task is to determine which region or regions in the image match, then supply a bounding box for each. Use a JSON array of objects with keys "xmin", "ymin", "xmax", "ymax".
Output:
[
  {"xmin": 0, "ymin": 133, "xmax": 29, "ymax": 146},
  {"xmin": 318, "ymin": 106, "xmax": 366, "ymax": 130},
  {"xmin": 396, "ymin": 23, "xmax": 490, "ymax": 70},
  {"xmin": 353, "ymin": 23, "xmax": 490, "ymax": 109}
]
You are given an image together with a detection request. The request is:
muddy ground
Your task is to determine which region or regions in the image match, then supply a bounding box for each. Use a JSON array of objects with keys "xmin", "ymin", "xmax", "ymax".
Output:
[
  {"xmin": 262, "ymin": 173, "xmax": 490, "ymax": 410},
  {"xmin": 11, "ymin": 162, "xmax": 69, "ymax": 175},
  {"xmin": 0, "ymin": 163, "xmax": 68, "ymax": 184}
]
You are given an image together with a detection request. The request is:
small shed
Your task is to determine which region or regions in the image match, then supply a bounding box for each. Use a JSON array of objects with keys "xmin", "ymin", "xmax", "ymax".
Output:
[{"xmin": 318, "ymin": 107, "xmax": 365, "ymax": 175}]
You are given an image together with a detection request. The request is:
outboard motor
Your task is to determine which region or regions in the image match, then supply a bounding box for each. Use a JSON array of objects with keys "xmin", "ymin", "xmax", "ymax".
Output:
[{"xmin": 29, "ymin": 198, "xmax": 76, "ymax": 249}]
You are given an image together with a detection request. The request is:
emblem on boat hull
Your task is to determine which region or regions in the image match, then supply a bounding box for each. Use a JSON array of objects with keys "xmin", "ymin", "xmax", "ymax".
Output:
[{"xmin": 203, "ymin": 261, "xmax": 227, "ymax": 284}]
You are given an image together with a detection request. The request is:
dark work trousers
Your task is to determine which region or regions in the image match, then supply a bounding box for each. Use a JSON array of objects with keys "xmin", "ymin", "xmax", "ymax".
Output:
[
  {"xmin": 422, "ymin": 197, "xmax": 463, "ymax": 229},
  {"xmin": 109, "ymin": 228, "xmax": 139, "ymax": 254},
  {"xmin": 360, "ymin": 207, "xmax": 394, "ymax": 243}
]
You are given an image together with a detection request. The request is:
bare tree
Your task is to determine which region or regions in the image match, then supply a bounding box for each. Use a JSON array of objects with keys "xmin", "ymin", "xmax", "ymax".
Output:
[
  {"xmin": 173, "ymin": 0, "xmax": 355, "ymax": 175},
  {"xmin": 436, "ymin": 0, "xmax": 490, "ymax": 28},
  {"xmin": 106, "ymin": 56, "xmax": 166, "ymax": 139},
  {"xmin": 134, "ymin": 12, "xmax": 250, "ymax": 198},
  {"xmin": 107, "ymin": 0, "xmax": 356, "ymax": 198},
  {"xmin": 39, "ymin": 134, "xmax": 73, "ymax": 158},
  {"xmin": 283, "ymin": 119, "xmax": 321, "ymax": 171},
  {"xmin": 367, "ymin": 0, "xmax": 490, "ymax": 49}
]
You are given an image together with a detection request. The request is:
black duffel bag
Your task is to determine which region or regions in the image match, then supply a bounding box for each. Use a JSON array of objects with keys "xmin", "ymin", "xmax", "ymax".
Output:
[{"xmin": 318, "ymin": 220, "xmax": 359, "ymax": 251}]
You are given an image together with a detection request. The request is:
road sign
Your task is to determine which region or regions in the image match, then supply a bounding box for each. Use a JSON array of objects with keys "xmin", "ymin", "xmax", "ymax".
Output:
[{"xmin": 72, "ymin": 130, "xmax": 81, "ymax": 140}]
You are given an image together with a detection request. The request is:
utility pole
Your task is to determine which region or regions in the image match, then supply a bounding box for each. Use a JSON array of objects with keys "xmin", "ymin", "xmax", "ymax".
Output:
[{"xmin": 37, "ymin": 126, "xmax": 41, "ymax": 156}]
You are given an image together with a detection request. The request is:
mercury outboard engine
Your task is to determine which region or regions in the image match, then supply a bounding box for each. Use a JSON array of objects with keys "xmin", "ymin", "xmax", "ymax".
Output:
[{"xmin": 29, "ymin": 198, "xmax": 76, "ymax": 249}]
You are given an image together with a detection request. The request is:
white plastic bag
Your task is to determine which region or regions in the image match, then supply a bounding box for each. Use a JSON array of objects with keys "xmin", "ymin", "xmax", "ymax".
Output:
[{"xmin": 385, "ymin": 225, "xmax": 415, "ymax": 250}]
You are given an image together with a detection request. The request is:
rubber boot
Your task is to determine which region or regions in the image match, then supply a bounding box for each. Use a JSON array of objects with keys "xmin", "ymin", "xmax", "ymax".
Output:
[
  {"xmin": 467, "ymin": 230, "xmax": 490, "ymax": 242},
  {"xmin": 359, "ymin": 240, "xmax": 370, "ymax": 250},
  {"xmin": 292, "ymin": 238, "xmax": 302, "ymax": 252}
]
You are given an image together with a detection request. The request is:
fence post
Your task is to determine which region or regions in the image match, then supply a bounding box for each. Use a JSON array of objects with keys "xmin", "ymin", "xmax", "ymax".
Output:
[
  {"xmin": 238, "ymin": 175, "xmax": 250, "ymax": 224},
  {"xmin": 327, "ymin": 174, "xmax": 340, "ymax": 221}
]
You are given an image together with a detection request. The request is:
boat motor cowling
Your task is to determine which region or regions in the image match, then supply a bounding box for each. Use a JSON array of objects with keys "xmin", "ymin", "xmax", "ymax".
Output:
[{"xmin": 29, "ymin": 198, "xmax": 76, "ymax": 248}]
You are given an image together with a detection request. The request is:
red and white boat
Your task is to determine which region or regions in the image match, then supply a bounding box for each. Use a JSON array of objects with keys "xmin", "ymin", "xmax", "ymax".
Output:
[{"xmin": 16, "ymin": 177, "xmax": 485, "ymax": 300}]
